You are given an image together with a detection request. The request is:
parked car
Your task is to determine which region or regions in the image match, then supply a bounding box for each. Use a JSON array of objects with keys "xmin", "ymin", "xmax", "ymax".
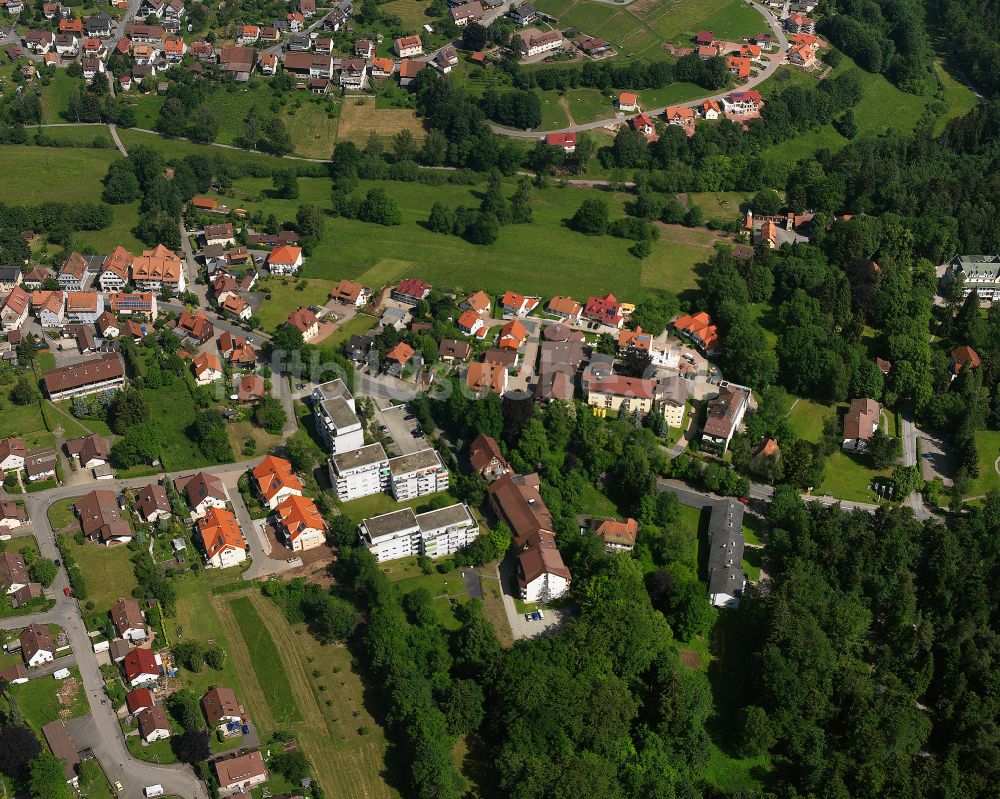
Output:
[
  {"xmin": 63, "ymin": 587, "xmax": 71, "ymax": 597},
  {"xmin": 531, "ymin": 611, "xmax": 541, "ymax": 620},
  {"xmin": 537, "ymin": 610, "xmax": 545, "ymax": 620},
  {"xmin": 524, "ymin": 613, "xmax": 533, "ymax": 621}
]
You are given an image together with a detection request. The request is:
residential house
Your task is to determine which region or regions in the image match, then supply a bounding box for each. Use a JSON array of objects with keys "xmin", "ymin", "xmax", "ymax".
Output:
[
  {"xmin": 59, "ymin": 252, "xmax": 90, "ymax": 291},
  {"xmin": 64, "ymin": 434, "xmax": 109, "ymax": 469},
  {"xmin": 331, "ymin": 278, "xmax": 370, "ymax": 306},
  {"xmin": 176, "ymin": 309, "xmax": 214, "ymax": 344},
  {"xmin": 339, "ymin": 56, "xmax": 367, "ymax": 88},
  {"xmin": 24, "ymin": 449, "xmax": 57, "ymax": 484},
  {"xmin": 450, "ymin": 1, "xmax": 483, "ymax": 26},
  {"xmin": 631, "ymin": 110, "xmax": 659, "ymax": 140},
  {"xmin": 215, "ymin": 752, "xmax": 267, "ymax": 796},
  {"xmin": 787, "ymin": 41, "xmax": 816, "ymax": 67},
  {"xmin": 109, "ymin": 292, "xmax": 157, "ymax": 318},
  {"xmin": 311, "ymin": 379, "xmax": 364, "ymax": 454},
  {"xmin": 125, "ymin": 687, "xmax": 154, "ymax": 715},
  {"xmin": 24, "ymin": 30, "xmax": 54, "ymax": 55},
  {"xmin": 221, "ymin": 295, "xmax": 251, "ymax": 320},
  {"xmin": 387, "ymin": 448, "xmax": 449, "ymax": 501},
  {"xmin": 54, "ymin": 33, "xmax": 79, "ymax": 56},
  {"xmin": 259, "ymin": 51, "xmax": 278, "ymax": 75},
  {"xmin": 381, "ymin": 306, "xmax": 408, "ymax": 331},
  {"xmin": 783, "ymin": 12, "xmax": 815, "ymax": 33},
  {"xmin": 267, "ymin": 245, "xmax": 303, "ymax": 275},
  {"xmin": 111, "ymin": 598, "xmax": 146, "ymax": 641},
  {"xmin": 658, "ymin": 374, "xmax": 688, "ymax": 428},
  {"xmin": 354, "ymin": 38, "xmax": 374, "ymax": 58},
  {"xmin": 287, "ymin": 306, "xmax": 319, "ymax": 340},
  {"xmin": 218, "ymin": 332, "xmax": 256, "ymax": 368},
  {"xmin": 122, "ymin": 647, "xmax": 160, "ymax": 687},
  {"xmin": 235, "ymin": 374, "xmax": 265, "ymax": 404},
  {"xmin": 517, "ymin": 27, "xmax": 562, "ymax": 57},
  {"xmin": 359, "ymin": 503, "xmax": 478, "ymax": 562},
  {"xmin": 193, "ymin": 352, "xmax": 223, "ymax": 386},
  {"xmin": 43, "ymin": 353, "xmax": 126, "ymax": 400},
  {"xmin": 392, "ymin": 278, "xmax": 431, "ymax": 305},
  {"xmin": 329, "ymin": 443, "xmax": 390, "ymax": 501},
  {"xmin": 673, "ymin": 311, "xmax": 721, "ymax": 355},
  {"xmin": 288, "ymin": 32, "xmax": 311, "ymax": 50},
  {"xmin": 218, "ymin": 46, "xmax": 256, "ymax": 79},
  {"xmin": 617, "ymin": 91, "xmax": 639, "ymax": 112},
  {"xmin": 0, "ymin": 552, "xmax": 28, "ymax": 594},
  {"xmin": 575, "ymin": 35, "xmax": 612, "ymax": 57},
  {"xmin": 664, "ymin": 105, "xmax": 695, "ymax": 129},
  {"xmin": 536, "ymin": 330, "xmax": 585, "ymax": 402},
  {"xmin": 461, "ymin": 290, "xmax": 492, "ymax": 315},
  {"xmin": 20, "ymin": 624, "xmax": 55, "ymax": 667},
  {"xmin": 468, "ymin": 432, "xmax": 509, "ymax": 481},
  {"xmin": 398, "ymin": 58, "xmax": 427, "ymax": 86},
  {"xmin": 0, "ymin": 438, "xmax": 26, "ymax": 472},
  {"xmin": 132, "ymin": 244, "xmax": 185, "ymax": 292},
  {"xmin": 41, "ymin": 721, "xmax": 80, "ymax": 786},
  {"xmin": 22, "ymin": 265, "xmax": 51, "ymax": 290},
  {"xmin": 275, "ymin": 494, "xmax": 327, "ymax": 551},
  {"xmin": 544, "ymin": 131, "xmax": 576, "ymax": 152},
  {"xmin": 65, "ymin": 291, "xmax": 103, "ymax": 324},
  {"xmin": 944, "ymin": 255, "xmax": 1000, "ymax": 300},
  {"xmin": 583, "ymin": 294, "xmax": 623, "ymax": 328},
  {"xmin": 439, "ymin": 338, "xmax": 471, "ymax": 361},
  {"xmin": 138, "ymin": 706, "xmax": 170, "ymax": 742},
  {"xmin": 727, "ymin": 55, "xmax": 751, "ymax": 79},
  {"xmin": 384, "ymin": 341, "xmax": 415, "ymax": 376},
  {"xmin": 0, "ymin": 502, "xmax": 27, "ymax": 531},
  {"xmin": 98, "ymin": 246, "xmax": 133, "ymax": 292},
  {"xmin": 197, "ymin": 507, "xmax": 246, "ymax": 568},
  {"xmin": 238, "ymin": 24, "xmax": 259, "ymax": 43},
  {"xmin": 498, "ymin": 318, "xmax": 527, "ymax": 350},
  {"xmin": 708, "ymin": 498, "xmax": 746, "ymax": 608},
  {"xmin": 202, "ymin": 686, "xmax": 243, "ymax": 733},
  {"xmin": 370, "ymin": 56, "xmax": 394, "ymax": 77},
  {"xmin": 467, "ymin": 360, "xmax": 509, "ymax": 395},
  {"xmin": 594, "ymin": 517, "xmax": 638, "ymax": 553},
  {"xmin": 252, "ymin": 455, "xmax": 302, "ymax": 510},
  {"xmin": 842, "ymin": 397, "xmax": 881, "ymax": 451},
  {"xmin": 458, "ymin": 310, "xmax": 486, "ymax": 338},
  {"xmin": 702, "ymin": 383, "xmax": 751, "ymax": 455},
  {"xmin": 394, "ymin": 35, "xmax": 423, "ymax": 57},
  {"xmin": 434, "ymin": 44, "xmax": 459, "ymax": 72},
  {"xmin": 699, "ymin": 98, "xmax": 721, "ymax": 119},
  {"xmin": 500, "ymin": 291, "xmax": 540, "ymax": 317},
  {"xmin": 510, "ymin": 1, "xmax": 536, "ymax": 24},
  {"xmin": 546, "ymin": 295, "xmax": 582, "ymax": 321},
  {"xmin": 204, "ymin": 223, "xmax": 235, "ymax": 247},
  {"xmin": 0, "ymin": 286, "xmax": 30, "ymax": 331},
  {"xmin": 586, "ymin": 374, "xmax": 656, "ymax": 417},
  {"xmin": 174, "ymin": 471, "xmax": 227, "ymax": 519},
  {"xmin": 694, "ymin": 30, "xmax": 713, "ymax": 45},
  {"xmin": 951, "ymin": 345, "xmax": 981, "ymax": 375},
  {"xmin": 723, "ymin": 90, "xmax": 763, "ymax": 115},
  {"xmin": 134, "ymin": 482, "xmax": 171, "ymax": 523},
  {"xmin": 0, "ymin": 266, "xmax": 21, "ymax": 294},
  {"xmin": 74, "ymin": 489, "xmax": 132, "ymax": 546}
]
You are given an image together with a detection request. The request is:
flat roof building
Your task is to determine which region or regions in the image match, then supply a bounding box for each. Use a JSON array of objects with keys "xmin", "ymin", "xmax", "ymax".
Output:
[
  {"xmin": 311, "ymin": 379, "xmax": 363, "ymax": 454},
  {"xmin": 359, "ymin": 503, "xmax": 479, "ymax": 563},
  {"xmin": 387, "ymin": 447, "xmax": 449, "ymax": 501},
  {"xmin": 328, "ymin": 443, "xmax": 389, "ymax": 501}
]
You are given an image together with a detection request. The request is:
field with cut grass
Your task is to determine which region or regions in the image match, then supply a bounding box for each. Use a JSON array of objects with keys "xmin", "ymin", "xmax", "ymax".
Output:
[
  {"xmin": 338, "ymin": 96, "xmax": 426, "ymax": 144},
  {"xmin": 39, "ymin": 71, "xmax": 79, "ymax": 123},
  {"xmin": 254, "ymin": 275, "xmax": 334, "ymax": 330},
  {"xmin": 786, "ymin": 398, "xmax": 832, "ymax": 443},
  {"xmin": 688, "ymin": 191, "xmax": 752, "ymax": 221},
  {"xmin": 60, "ymin": 534, "xmax": 138, "ymax": 615},
  {"xmin": 285, "ymin": 98, "xmax": 342, "ymax": 159},
  {"xmin": 968, "ymin": 430, "xmax": 1000, "ymax": 497},
  {"xmin": 325, "ymin": 313, "xmax": 379, "ymax": 350},
  {"xmin": 0, "ymin": 144, "xmax": 117, "ymax": 203}
]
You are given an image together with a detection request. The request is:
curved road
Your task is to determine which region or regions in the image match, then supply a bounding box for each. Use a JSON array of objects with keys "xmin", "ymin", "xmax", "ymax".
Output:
[{"xmin": 488, "ymin": 0, "xmax": 790, "ymax": 138}]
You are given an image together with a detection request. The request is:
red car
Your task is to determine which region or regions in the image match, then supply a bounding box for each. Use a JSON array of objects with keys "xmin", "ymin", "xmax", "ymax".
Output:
[
  {"xmin": 738, "ymin": 497, "xmax": 749, "ymax": 505},
  {"xmin": 63, "ymin": 587, "xmax": 72, "ymax": 597}
]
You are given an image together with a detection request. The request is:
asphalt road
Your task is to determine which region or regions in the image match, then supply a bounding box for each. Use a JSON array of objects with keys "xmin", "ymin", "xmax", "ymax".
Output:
[{"xmin": 488, "ymin": 0, "xmax": 790, "ymax": 137}]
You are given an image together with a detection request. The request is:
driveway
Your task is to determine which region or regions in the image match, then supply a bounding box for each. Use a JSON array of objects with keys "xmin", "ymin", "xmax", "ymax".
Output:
[{"xmin": 495, "ymin": 557, "xmax": 564, "ymax": 640}]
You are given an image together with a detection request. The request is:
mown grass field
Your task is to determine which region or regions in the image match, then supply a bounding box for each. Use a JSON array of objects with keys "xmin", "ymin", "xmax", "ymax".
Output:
[
  {"xmin": 254, "ymin": 276, "xmax": 334, "ymax": 329},
  {"xmin": 337, "ymin": 96, "xmax": 426, "ymax": 145},
  {"xmin": 61, "ymin": 534, "xmax": 138, "ymax": 615},
  {"xmin": 786, "ymin": 398, "xmax": 832, "ymax": 443},
  {"xmin": 13, "ymin": 666, "xmax": 90, "ymax": 731},
  {"xmin": 0, "ymin": 144, "xmax": 117, "ymax": 203},
  {"xmin": 968, "ymin": 430, "xmax": 1000, "ymax": 497},
  {"xmin": 39, "ymin": 70, "xmax": 79, "ymax": 123}
]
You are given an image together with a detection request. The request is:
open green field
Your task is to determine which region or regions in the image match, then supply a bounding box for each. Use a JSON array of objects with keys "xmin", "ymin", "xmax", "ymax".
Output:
[
  {"xmin": 143, "ymin": 382, "xmax": 212, "ymax": 471},
  {"xmin": 691, "ymin": 0, "xmax": 765, "ymax": 41},
  {"xmin": 210, "ymin": 175, "xmax": 711, "ymax": 300},
  {"xmin": 786, "ymin": 398, "xmax": 831, "ymax": 443},
  {"xmin": 932, "ymin": 61, "xmax": 979, "ymax": 134},
  {"xmin": 12, "ymin": 666, "xmax": 90, "ymax": 732},
  {"xmin": 40, "ymin": 70, "xmax": 80, "ymax": 123},
  {"xmin": 763, "ymin": 58, "xmax": 929, "ymax": 169},
  {"xmin": 284, "ymin": 98, "xmax": 341, "ymax": 160},
  {"xmin": 818, "ymin": 450, "xmax": 890, "ymax": 503},
  {"xmin": 968, "ymin": 430, "xmax": 1000, "ymax": 497},
  {"xmin": 61, "ymin": 535, "xmax": 138, "ymax": 615},
  {"xmin": 637, "ymin": 82, "xmax": 716, "ymax": 109},
  {"xmin": 0, "ymin": 395, "xmax": 54, "ymax": 450},
  {"xmin": 689, "ymin": 191, "xmax": 751, "ymax": 221},
  {"xmin": 114, "ymin": 128, "xmax": 296, "ymax": 171},
  {"xmin": 381, "ymin": 0, "xmax": 430, "ymax": 28},
  {"xmin": 254, "ymin": 276, "xmax": 333, "ymax": 330},
  {"xmin": 325, "ymin": 314, "xmax": 379, "ymax": 351},
  {"xmin": 229, "ymin": 597, "xmax": 302, "ymax": 724},
  {"xmin": 0, "ymin": 144, "xmax": 117, "ymax": 203},
  {"xmin": 537, "ymin": 90, "xmax": 571, "ymax": 130}
]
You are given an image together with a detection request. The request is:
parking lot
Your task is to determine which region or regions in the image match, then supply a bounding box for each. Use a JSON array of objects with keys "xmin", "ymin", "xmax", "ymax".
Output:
[{"xmin": 374, "ymin": 403, "xmax": 428, "ymax": 456}]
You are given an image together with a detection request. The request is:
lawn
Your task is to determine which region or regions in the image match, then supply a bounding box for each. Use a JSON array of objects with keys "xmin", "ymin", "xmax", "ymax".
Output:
[
  {"xmin": 638, "ymin": 82, "xmax": 715, "ymax": 109},
  {"xmin": 11, "ymin": 666, "xmax": 90, "ymax": 732},
  {"xmin": 114, "ymin": 129, "xmax": 294, "ymax": 172},
  {"xmin": 228, "ymin": 597, "xmax": 303, "ymax": 724},
  {"xmin": 577, "ymin": 481, "xmax": 620, "ymax": 518},
  {"xmin": 39, "ymin": 70, "xmax": 80, "ymax": 123},
  {"xmin": 48, "ymin": 499, "xmax": 77, "ymax": 532},
  {"xmin": 0, "ymin": 144, "xmax": 117, "ymax": 203},
  {"xmin": 537, "ymin": 90, "xmax": 571, "ymax": 130},
  {"xmin": 255, "ymin": 275, "xmax": 334, "ymax": 330},
  {"xmin": 60, "ymin": 535, "xmax": 138, "ymax": 615},
  {"xmin": 818, "ymin": 450, "xmax": 889, "ymax": 503},
  {"xmin": 380, "ymin": 0, "xmax": 431, "ymax": 28},
  {"xmin": 285, "ymin": 98, "xmax": 341, "ymax": 159},
  {"xmin": 324, "ymin": 314, "xmax": 379, "ymax": 351},
  {"xmin": 786, "ymin": 398, "xmax": 831, "ymax": 443},
  {"xmin": 932, "ymin": 61, "xmax": 978, "ymax": 134},
  {"xmin": 564, "ymin": 88, "xmax": 612, "ymax": 125},
  {"xmin": 691, "ymin": 0, "xmax": 767, "ymax": 41},
  {"xmin": 968, "ymin": 430, "xmax": 1000, "ymax": 497},
  {"xmin": 338, "ymin": 490, "xmax": 454, "ymax": 522},
  {"xmin": 0, "ymin": 396, "xmax": 54, "ymax": 450},
  {"xmin": 143, "ymin": 381, "xmax": 212, "ymax": 471},
  {"xmin": 675, "ymin": 503, "xmax": 705, "ymax": 572},
  {"xmin": 688, "ymin": 191, "xmax": 752, "ymax": 221}
]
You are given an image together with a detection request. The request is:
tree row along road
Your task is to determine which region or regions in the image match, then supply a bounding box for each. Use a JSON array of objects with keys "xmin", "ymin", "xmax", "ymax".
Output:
[{"xmin": 488, "ymin": 0, "xmax": 790, "ymax": 138}]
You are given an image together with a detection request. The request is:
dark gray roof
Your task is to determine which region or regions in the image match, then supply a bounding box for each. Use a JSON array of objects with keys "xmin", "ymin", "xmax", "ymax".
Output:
[
  {"xmin": 0, "ymin": 266, "xmax": 21, "ymax": 281},
  {"xmin": 707, "ymin": 498, "xmax": 744, "ymax": 572}
]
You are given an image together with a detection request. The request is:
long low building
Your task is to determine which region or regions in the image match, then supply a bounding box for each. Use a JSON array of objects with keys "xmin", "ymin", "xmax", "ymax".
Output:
[
  {"xmin": 358, "ymin": 503, "xmax": 479, "ymax": 563},
  {"xmin": 707, "ymin": 498, "xmax": 746, "ymax": 609},
  {"xmin": 43, "ymin": 353, "xmax": 126, "ymax": 400}
]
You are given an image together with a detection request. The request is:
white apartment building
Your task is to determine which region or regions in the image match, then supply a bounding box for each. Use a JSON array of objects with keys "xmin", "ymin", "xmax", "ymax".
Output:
[
  {"xmin": 329, "ymin": 443, "xmax": 390, "ymax": 501},
  {"xmin": 358, "ymin": 503, "xmax": 479, "ymax": 563},
  {"xmin": 387, "ymin": 448, "xmax": 449, "ymax": 501},
  {"xmin": 311, "ymin": 379, "xmax": 364, "ymax": 454}
]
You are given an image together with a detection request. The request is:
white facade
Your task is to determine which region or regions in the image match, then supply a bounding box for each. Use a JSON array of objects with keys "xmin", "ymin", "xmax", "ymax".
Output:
[
  {"xmin": 329, "ymin": 444, "xmax": 390, "ymax": 501},
  {"xmin": 359, "ymin": 503, "xmax": 478, "ymax": 563},
  {"xmin": 312, "ymin": 380, "xmax": 365, "ymax": 454},
  {"xmin": 206, "ymin": 544, "xmax": 246, "ymax": 570},
  {"xmin": 25, "ymin": 646, "xmax": 53, "ymax": 668},
  {"xmin": 388, "ymin": 448, "xmax": 449, "ymax": 501},
  {"xmin": 521, "ymin": 571, "xmax": 570, "ymax": 604}
]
